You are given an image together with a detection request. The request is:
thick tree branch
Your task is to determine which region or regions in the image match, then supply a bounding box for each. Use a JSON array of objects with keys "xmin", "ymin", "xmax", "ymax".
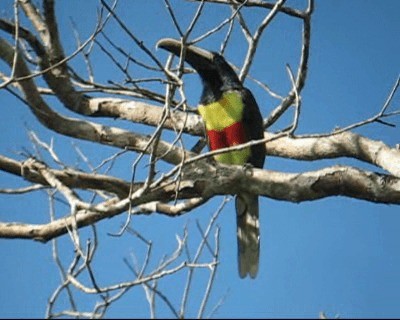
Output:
[
  {"xmin": 0, "ymin": 18, "xmax": 47, "ymax": 56},
  {"xmin": 264, "ymin": 131, "xmax": 400, "ymax": 178},
  {"xmin": 181, "ymin": 161, "xmax": 400, "ymax": 204},
  {"xmin": 18, "ymin": 0, "xmax": 48, "ymax": 43},
  {"xmin": 1, "ymin": 161, "xmax": 400, "ymax": 242},
  {"xmin": 0, "ymin": 155, "xmax": 132, "ymax": 198},
  {"xmin": 87, "ymin": 97, "xmax": 203, "ymax": 134}
]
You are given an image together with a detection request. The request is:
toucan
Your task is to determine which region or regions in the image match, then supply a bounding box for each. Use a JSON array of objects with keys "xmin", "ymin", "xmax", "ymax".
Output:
[{"xmin": 157, "ymin": 38, "xmax": 266, "ymax": 278}]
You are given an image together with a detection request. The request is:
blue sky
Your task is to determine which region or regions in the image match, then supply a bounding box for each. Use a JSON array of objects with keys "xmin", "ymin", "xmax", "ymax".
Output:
[{"xmin": 0, "ymin": 0, "xmax": 400, "ymax": 318}]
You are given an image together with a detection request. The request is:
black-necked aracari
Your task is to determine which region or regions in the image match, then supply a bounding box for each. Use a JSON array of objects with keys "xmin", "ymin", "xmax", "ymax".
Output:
[{"xmin": 157, "ymin": 38, "xmax": 266, "ymax": 279}]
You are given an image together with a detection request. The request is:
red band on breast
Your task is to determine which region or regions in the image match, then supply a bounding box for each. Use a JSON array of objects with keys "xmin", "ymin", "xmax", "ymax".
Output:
[
  {"xmin": 207, "ymin": 129, "xmax": 227, "ymax": 151},
  {"xmin": 207, "ymin": 121, "xmax": 247, "ymax": 151},
  {"xmin": 224, "ymin": 121, "xmax": 247, "ymax": 146}
]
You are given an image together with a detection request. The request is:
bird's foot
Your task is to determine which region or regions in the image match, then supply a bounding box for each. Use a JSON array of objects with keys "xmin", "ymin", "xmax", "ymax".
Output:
[{"xmin": 242, "ymin": 163, "xmax": 254, "ymax": 177}]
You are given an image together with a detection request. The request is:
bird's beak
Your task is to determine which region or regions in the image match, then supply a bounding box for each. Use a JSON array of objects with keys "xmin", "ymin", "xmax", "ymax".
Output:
[{"xmin": 156, "ymin": 38, "xmax": 215, "ymax": 72}]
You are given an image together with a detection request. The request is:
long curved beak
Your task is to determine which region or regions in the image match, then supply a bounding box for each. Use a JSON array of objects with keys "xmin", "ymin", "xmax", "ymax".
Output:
[{"xmin": 156, "ymin": 38, "xmax": 216, "ymax": 72}]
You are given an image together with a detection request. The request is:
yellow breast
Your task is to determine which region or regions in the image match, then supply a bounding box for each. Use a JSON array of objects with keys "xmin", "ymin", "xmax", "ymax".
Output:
[{"xmin": 197, "ymin": 91, "xmax": 244, "ymax": 130}]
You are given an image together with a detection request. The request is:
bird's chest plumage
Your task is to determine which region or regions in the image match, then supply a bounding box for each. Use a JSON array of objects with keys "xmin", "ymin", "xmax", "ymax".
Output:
[{"xmin": 198, "ymin": 91, "xmax": 251, "ymax": 165}]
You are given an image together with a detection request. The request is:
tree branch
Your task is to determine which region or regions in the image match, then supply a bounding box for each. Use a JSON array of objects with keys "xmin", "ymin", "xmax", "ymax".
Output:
[
  {"xmin": 0, "ymin": 38, "xmax": 194, "ymax": 165},
  {"xmin": 0, "ymin": 155, "xmax": 132, "ymax": 198},
  {"xmin": 1, "ymin": 160, "xmax": 400, "ymax": 242},
  {"xmin": 264, "ymin": 131, "xmax": 400, "ymax": 178},
  {"xmin": 190, "ymin": 0, "xmax": 307, "ymax": 19}
]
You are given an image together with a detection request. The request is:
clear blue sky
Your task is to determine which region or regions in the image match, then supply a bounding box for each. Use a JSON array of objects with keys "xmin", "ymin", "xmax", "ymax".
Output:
[{"xmin": 0, "ymin": 0, "xmax": 399, "ymax": 318}]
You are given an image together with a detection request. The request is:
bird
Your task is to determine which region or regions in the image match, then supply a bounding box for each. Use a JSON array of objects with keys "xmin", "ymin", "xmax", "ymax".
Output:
[{"xmin": 157, "ymin": 38, "xmax": 266, "ymax": 278}]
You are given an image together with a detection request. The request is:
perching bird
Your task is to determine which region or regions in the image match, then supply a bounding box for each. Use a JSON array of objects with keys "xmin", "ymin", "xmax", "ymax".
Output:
[{"xmin": 157, "ymin": 38, "xmax": 266, "ymax": 278}]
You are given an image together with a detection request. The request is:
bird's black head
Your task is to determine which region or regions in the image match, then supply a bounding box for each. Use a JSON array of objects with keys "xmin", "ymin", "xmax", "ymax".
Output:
[{"xmin": 157, "ymin": 38, "xmax": 242, "ymax": 104}]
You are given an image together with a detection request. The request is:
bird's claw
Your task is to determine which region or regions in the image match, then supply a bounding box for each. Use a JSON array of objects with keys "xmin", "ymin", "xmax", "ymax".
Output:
[{"xmin": 242, "ymin": 163, "xmax": 254, "ymax": 177}]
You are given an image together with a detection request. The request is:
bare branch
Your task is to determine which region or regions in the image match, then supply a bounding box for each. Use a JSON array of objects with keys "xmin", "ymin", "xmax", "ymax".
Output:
[
  {"xmin": 0, "ymin": 184, "xmax": 45, "ymax": 194},
  {"xmin": 264, "ymin": 127, "xmax": 400, "ymax": 177},
  {"xmin": 191, "ymin": 0, "xmax": 307, "ymax": 19},
  {"xmin": 0, "ymin": 1, "xmax": 20, "ymax": 89},
  {"xmin": 164, "ymin": 0, "xmax": 184, "ymax": 37},
  {"xmin": 99, "ymin": 0, "xmax": 168, "ymax": 72},
  {"xmin": 18, "ymin": 0, "xmax": 47, "ymax": 43},
  {"xmin": 0, "ymin": 38, "xmax": 194, "ymax": 165},
  {"xmin": 2, "ymin": 160, "xmax": 400, "ymax": 242},
  {"xmin": 264, "ymin": 0, "xmax": 313, "ymax": 128},
  {"xmin": 313, "ymin": 76, "xmax": 400, "ymax": 135},
  {"xmin": 239, "ymin": 0, "xmax": 286, "ymax": 81},
  {"xmin": 0, "ymin": 155, "xmax": 132, "ymax": 198},
  {"xmin": 67, "ymin": 258, "xmax": 214, "ymax": 295},
  {"xmin": 197, "ymin": 226, "xmax": 220, "ymax": 318},
  {"xmin": 179, "ymin": 199, "xmax": 225, "ymax": 317}
]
